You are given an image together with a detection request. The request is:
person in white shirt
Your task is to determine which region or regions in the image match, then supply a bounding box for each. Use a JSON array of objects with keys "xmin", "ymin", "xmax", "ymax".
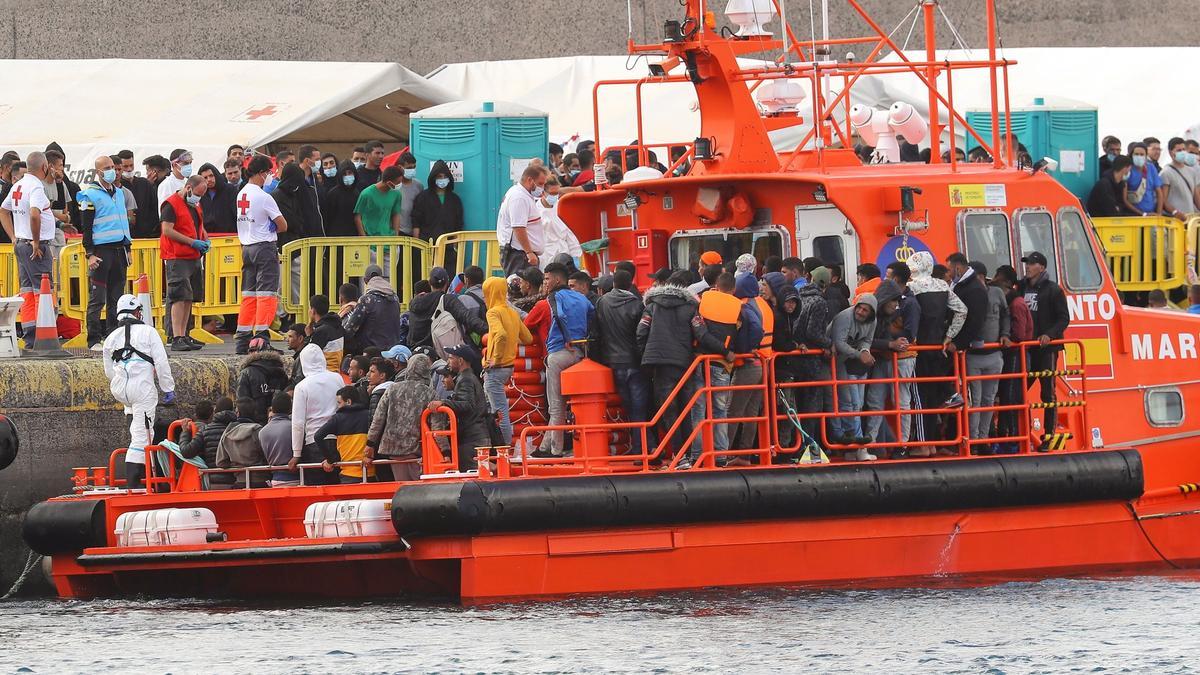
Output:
[
  {"xmin": 156, "ymin": 148, "xmax": 193, "ymax": 209},
  {"xmin": 497, "ymin": 165, "xmax": 549, "ymax": 275},
  {"xmin": 234, "ymin": 155, "xmax": 288, "ymax": 354},
  {"xmin": 288, "ymin": 344, "xmax": 344, "ymax": 485},
  {"xmin": 102, "ymin": 294, "xmax": 176, "ymax": 490},
  {"xmin": 0, "ymin": 152, "xmax": 57, "ymax": 340}
]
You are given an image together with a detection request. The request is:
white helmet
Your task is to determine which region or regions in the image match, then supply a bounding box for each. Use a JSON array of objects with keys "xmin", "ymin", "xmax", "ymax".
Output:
[{"xmin": 116, "ymin": 294, "xmax": 142, "ymax": 317}]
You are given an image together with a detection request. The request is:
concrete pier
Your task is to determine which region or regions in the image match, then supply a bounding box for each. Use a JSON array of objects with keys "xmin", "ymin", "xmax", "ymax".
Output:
[{"xmin": 0, "ymin": 354, "xmax": 250, "ymax": 594}]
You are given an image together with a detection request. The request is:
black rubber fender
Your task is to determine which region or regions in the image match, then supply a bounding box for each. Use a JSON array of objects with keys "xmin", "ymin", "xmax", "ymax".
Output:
[
  {"xmin": 391, "ymin": 450, "xmax": 1144, "ymax": 538},
  {"xmin": 23, "ymin": 499, "xmax": 108, "ymax": 555},
  {"xmin": 0, "ymin": 414, "xmax": 17, "ymax": 471}
]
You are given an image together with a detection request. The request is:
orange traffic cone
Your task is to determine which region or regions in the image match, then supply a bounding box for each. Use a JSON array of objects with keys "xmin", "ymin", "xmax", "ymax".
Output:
[
  {"xmin": 134, "ymin": 274, "xmax": 155, "ymax": 330},
  {"xmin": 24, "ymin": 274, "xmax": 71, "ymax": 359}
]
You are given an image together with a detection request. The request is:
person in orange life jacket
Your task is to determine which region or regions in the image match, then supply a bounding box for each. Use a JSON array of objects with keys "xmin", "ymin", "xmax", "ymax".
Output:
[
  {"xmin": 691, "ymin": 272, "xmax": 759, "ymax": 466},
  {"xmin": 854, "ymin": 263, "xmax": 882, "ymax": 297},
  {"xmin": 639, "ymin": 271, "xmax": 727, "ymax": 463},
  {"xmin": 726, "ymin": 272, "xmax": 771, "ymax": 459},
  {"xmin": 532, "ymin": 262, "xmax": 595, "ymax": 459},
  {"xmin": 595, "ymin": 269, "xmax": 651, "ymax": 455},
  {"xmin": 160, "ymin": 174, "xmax": 210, "ymax": 352},
  {"xmin": 77, "ymin": 155, "xmax": 132, "ymax": 350},
  {"xmin": 314, "ymin": 385, "xmax": 374, "ymax": 484}
]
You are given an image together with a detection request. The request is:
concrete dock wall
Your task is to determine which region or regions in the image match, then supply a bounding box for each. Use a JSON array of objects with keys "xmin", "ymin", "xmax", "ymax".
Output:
[{"xmin": 0, "ymin": 356, "xmax": 245, "ymax": 594}]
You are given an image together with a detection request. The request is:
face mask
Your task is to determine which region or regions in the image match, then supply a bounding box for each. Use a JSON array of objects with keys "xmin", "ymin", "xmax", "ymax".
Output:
[
  {"xmin": 1132, "ymin": 155, "xmax": 1146, "ymax": 168},
  {"xmin": 264, "ymin": 175, "xmax": 278, "ymax": 190},
  {"xmin": 1187, "ymin": 154, "xmax": 1199, "ymax": 168},
  {"xmin": 544, "ymin": 193, "xmax": 560, "ymax": 206},
  {"xmin": 435, "ymin": 177, "xmax": 450, "ymax": 189},
  {"xmin": 403, "ymin": 168, "xmax": 416, "ymax": 180},
  {"xmin": 569, "ymin": 170, "xmax": 580, "ymax": 179},
  {"xmin": 342, "ymin": 175, "xmax": 355, "ymax": 186},
  {"xmin": 186, "ymin": 192, "xmax": 201, "ymax": 206},
  {"xmin": 180, "ymin": 163, "xmax": 194, "ymax": 178},
  {"xmin": 1106, "ymin": 152, "xmax": 1117, "ymax": 162},
  {"xmin": 101, "ymin": 168, "xmax": 117, "ymax": 183},
  {"xmin": 121, "ymin": 170, "xmax": 134, "ymax": 180},
  {"xmin": 1176, "ymin": 151, "xmax": 1191, "ymax": 165},
  {"xmin": 531, "ymin": 185, "xmax": 545, "ymax": 198},
  {"xmin": 323, "ymin": 167, "xmax": 338, "ymax": 178},
  {"xmin": 353, "ymin": 161, "xmax": 365, "ymax": 169}
]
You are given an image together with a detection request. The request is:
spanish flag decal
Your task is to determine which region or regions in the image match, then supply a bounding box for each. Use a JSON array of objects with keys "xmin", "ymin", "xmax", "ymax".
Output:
[{"xmin": 1064, "ymin": 324, "xmax": 1114, "ymax": 380}]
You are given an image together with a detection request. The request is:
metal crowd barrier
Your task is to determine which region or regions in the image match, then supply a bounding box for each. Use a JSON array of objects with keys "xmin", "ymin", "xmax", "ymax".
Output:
[
  {"xmin": 279, "ymin": 235, "xmax": 432, "ymax": 320},
  {"xmin": 0, "ymin": 243, "xmax": 16, "ymax": 298},
  {"xmin": 1092, "ymin": 215, "xmax": 1186, "ymax": 293},
  {"xmin": 57, "ymin": 239, "xmax": 167, "ymax": 346},
  {"xmin": 433, "ymin": 230, "xmax": 503, "ymax": 279}
]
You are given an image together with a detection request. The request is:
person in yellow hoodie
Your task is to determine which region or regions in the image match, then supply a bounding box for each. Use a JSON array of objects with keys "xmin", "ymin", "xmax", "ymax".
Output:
[{"xmin": 481, "ymin": 276, "xmax": 533, "ymax": 445}]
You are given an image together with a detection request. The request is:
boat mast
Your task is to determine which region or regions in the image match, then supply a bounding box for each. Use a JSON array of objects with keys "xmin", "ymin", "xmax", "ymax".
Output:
[
  {"xmin": 986, "ymin": 0, "xmax": 1002, "ymax": 167},
  {"xmin": 923, "ymin": 0, "xmax": 940, "ymax": 161}
]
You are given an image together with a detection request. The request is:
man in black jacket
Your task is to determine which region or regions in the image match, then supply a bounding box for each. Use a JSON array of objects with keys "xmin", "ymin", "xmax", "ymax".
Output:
[
  {"xmin": 1018, "ymin": 251, "xmax": 1071, "ymax": 445},
  {"xmin": 411, "ymin": 159, "xmax": 464, "ymax": 274},
  {"xmin": 179, "ymin": 397, "xmax": 237, "ymax": 483},
  {"xmin": 427, "ymin": 345, "xmax": 491, "ymax": 471},
  {"xmin": 948, "ymin": 252, "xmax": 989, "ymax": 351},
  {"xmin": 595, "ymin": 269, "xmax": 649, "ymax": 453},
  {"xmin": 342, "ymin": 265, "xmax": 404, "ymax": 351},
  {"xmin": 404, "ymin": 266, "xmax": 489, "ymax": 350},
  {"xmin": 1086, "ymin": 155, "xmax": 1133, "ymax": 218},
  {"xmin": 235, "ymin": 349, "xmax": 290, "ymax": 425},
  {"xmin": 197, "ymin": 162, "xmax": 238, "ymax": 234}
]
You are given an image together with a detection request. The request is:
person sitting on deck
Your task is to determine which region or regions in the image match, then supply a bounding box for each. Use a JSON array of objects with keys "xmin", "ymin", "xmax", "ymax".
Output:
[
  {"xmin": 314, "ymin": 385, "xmax": 374, "ymax": 484},
  {"xmin": 215, "ymin": 398, "xmax": 268, "ymax": 487},
  {"xmin": 180, "ymin": 396, "xmax": 236, "ymax": 484},
  {"xmin": 259, "ymin": 391, "xmax": 299, "ymax": 487}
]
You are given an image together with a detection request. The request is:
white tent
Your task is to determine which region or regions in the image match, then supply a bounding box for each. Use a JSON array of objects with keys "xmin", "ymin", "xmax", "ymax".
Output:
[
  {"xmin": 0, "ymin": 59, "xmax": 459, "ymax": 182},
  {"xmin": 427, "ymin": 55, "xmax": 927, "ymax": 153}
]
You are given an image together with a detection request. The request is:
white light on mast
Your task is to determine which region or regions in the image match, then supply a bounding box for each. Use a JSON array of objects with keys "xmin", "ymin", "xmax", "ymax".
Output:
[
  {"xmin": 756, "ymin": 78, "xmax": 807, "ymax": 113},
  {"xmin": 724, "ymin": 0, "xmax": 777, "ymax": 37}
]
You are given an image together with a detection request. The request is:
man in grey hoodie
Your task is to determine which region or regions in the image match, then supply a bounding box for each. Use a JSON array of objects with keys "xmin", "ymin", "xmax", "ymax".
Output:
[{"xmin": 827, "ymin": 293, "xmax": 878, "ymax": 460}]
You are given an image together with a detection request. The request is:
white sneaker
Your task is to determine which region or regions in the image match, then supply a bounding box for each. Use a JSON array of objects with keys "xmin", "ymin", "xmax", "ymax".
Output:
[
  {"xmin": 89, "ymin": 343, "xmax": 103, "ymax": 352},
  {"xmin": 855, "ymin": 448, "xmax": 877, "ymax": 462}
]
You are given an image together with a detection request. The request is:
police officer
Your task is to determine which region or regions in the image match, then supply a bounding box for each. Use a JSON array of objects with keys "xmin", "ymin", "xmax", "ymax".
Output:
[
  {"xmin": 102, "ymin": 294, "xmax": 176, "ymax": 489},
  {"xmin": 78, "ymin": 155, "xmax": 132, "ymax": 351}
]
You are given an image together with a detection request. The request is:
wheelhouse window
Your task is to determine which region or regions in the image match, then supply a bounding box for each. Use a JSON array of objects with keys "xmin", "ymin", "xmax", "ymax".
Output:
[
  {"xmin": 1057, "ymin": 210, "xmax": 1104, "ymax": 291},
  {"xmin": 1017, "ymin": 211, "xmax": 1058, "ymax": 282},
  {"xmin": 812, "ymin": 235, "xmax": 845, "ymax": 269},
  {"xmin": 669, "ymin": 229, "xmax": 785, "ymax": 271},
  {"xmin": 1145, "ymin": 388, "xmax": 1184, "ymax": 427},
  {"xmin": 960, "ymin": 212, "xmax": 1012, "ymax": 276}
]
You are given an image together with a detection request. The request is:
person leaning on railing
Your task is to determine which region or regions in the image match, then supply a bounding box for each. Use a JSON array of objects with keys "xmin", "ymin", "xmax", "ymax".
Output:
[
  {"xmin": 1017, "ymin": 251, "xmax": 1070, "ymax": 447},
  {"xmin": 992, "ymin": 265, "xmax": 1033, "ymax": 454},
  {"xmin": 367, "ymin": 353, "xmax": 434, "ymax": 482}
]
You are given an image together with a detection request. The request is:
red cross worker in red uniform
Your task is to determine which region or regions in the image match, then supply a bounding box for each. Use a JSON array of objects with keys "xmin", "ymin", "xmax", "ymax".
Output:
[{"xmin": 233, "ymin": 155, "xmax": 288, "ymax": 354}]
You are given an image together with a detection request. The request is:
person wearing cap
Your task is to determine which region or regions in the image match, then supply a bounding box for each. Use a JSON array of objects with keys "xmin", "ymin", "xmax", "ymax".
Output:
[
  {"xmin": 648, "ymin": 266, "xmax": 672, "ymax": 288},
  {"xmin": 102, "ymin": 294, "xmax": 176, "ymax": 489},
  {"xmin": 341, "ymin": 264, "xmax": 402, "ymax": 351},
  {"xmin": 1017, "ymin": 251, "xmax": 1070, "ymax": 446},
  {"xmin": 405, "ymin": 266, "xmax": 489, "ymax": 351},
  {"xmin": 157, "ymin": 148, "xmax": 193, "ymax": 209},
  {"xmin": 427, "ymin": 344, "xmax": 491, "ymax": 471}
]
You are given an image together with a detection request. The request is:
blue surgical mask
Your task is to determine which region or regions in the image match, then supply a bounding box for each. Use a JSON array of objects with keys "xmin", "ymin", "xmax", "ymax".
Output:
[
  {"xmin": 353, "ymin": 161, "xmax": 365, "ymax": 169},
  {"xmin": 545, "ymin": 193, "xmax": 559, "ymax": 206},
  {"xmin": 1106, "ymin": 152, "xmax": 1117, "ymax": 162},
  {"xmin": 101, "ymin": 168, "xmax": 117, "ymax": 183},
  {"xmin": 1187, "ymin": 153, "xmax": 1199, "ymax": 168},
  {"xmin": 403, "ymin": 168, "xmax": 416, "ymax": 180},
  {"xmin": 435, "ymin": 177, "xmax": 450, "ymax": 189},
  {"xmin": 186, "ymin": 193, "xmax": 201, "ymax": 206},
  {"xmin": 342, "ymin": 175, "xmax": 355, "ymax": 186},
  {"xmin": 180, "ymin": 163, "xmax": 193, "ymax": 178},
  {"xmin": 531, "ymin": 185, "xmax": 545, "ymax": 198},
  {"xmin": 1132, "ymin": 155, "xmax": 1146, "ymax": 168},
  {"xmin": 1175, "ymin": 151, "xmax": 1191, "ymax": 165},
  {"xmin": 264, "ymin": 174, "xmax": 278, "ymax": 191},
  {"xmin": 323, "ymin": 167, "xmax": 338, "ymax": 178}
]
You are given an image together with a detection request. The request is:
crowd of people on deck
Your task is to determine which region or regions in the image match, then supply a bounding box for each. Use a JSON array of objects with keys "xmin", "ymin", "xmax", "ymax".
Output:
[
  {"xmin": 1085, "ymin": 135, "xmax": 1200, "ymax": 221},
  {"xmin": 1, "ymin": 141, "xmax": 1077, "ymax": 488}
]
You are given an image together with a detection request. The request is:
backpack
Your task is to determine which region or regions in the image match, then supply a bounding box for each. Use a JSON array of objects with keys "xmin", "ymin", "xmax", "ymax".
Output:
[
  {"xmin": 430, "ymin": 294, "xmax": 466, "ymax": 359},
  {"xmin": 462, "ymin": 287, "xmax": 487, "ymax": 324}
]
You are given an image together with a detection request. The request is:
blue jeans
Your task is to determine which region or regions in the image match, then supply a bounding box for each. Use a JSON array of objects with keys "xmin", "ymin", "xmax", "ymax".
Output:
[
  {"xmin": 612, "ymin": 366, "xmax": 651, "ymax": 453},
  {"xmin": 689, "ymin": 364, "xmax": 732, "ymax": 460},
  {"xmin": 833, "ymin": 361, "xmax": 867, "ymax": 439},
  {"xmin": 483, "ymin": 366, "xmax": 514, "ymax": 446}
]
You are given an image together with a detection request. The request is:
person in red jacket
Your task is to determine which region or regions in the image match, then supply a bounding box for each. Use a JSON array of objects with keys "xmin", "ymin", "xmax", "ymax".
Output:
[
  {"xmin": 160, "ymin": 174, "xmax": 210, "ymax": 351},
  {"xmin": 992, "ymin": 264, "xmax": 1033, "ymax": 453}
]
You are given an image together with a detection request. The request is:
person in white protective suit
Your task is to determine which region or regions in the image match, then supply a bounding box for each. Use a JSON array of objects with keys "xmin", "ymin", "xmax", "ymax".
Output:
[{"xmin": 102, "ymin": 294, "xmax": 176, "ymax": 489}]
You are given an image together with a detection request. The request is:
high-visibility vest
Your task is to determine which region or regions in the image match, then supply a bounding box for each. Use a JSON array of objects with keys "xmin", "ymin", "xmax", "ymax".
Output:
[{"xmin": 77, "ymin": 183, "xmax": 130, "ymax": 246}]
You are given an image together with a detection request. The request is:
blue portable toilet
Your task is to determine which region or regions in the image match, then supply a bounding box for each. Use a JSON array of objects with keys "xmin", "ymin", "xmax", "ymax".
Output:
[
  {"xmin": 409, "ymin": 100, "xmax": 549, "ymax": 232},
  {"xmin": 965, "ymin": 97, "xmax": 1098, "ymax": 201}
]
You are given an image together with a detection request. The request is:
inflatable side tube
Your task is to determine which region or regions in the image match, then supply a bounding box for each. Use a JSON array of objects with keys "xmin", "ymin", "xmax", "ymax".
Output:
[
  {"xmin": 0, "ymin": 414, "xmax": 17, "ymax": 471},
  {"xmin": 23, "ymin": 498, "xmax": 108, "ymax": 555},
  {"xmin": 392, "ymin": 449, "xmax": 1143, "ymax": 537}
]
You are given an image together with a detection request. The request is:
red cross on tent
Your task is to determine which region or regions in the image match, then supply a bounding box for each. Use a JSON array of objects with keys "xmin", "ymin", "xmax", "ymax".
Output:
[
  {"xmin": 233, "ymin": 103, "xmax": 286, "ymax": 123},
  {"xmin": 246, "ymin": 105, "xmax": 277, "ymax": 120}
]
